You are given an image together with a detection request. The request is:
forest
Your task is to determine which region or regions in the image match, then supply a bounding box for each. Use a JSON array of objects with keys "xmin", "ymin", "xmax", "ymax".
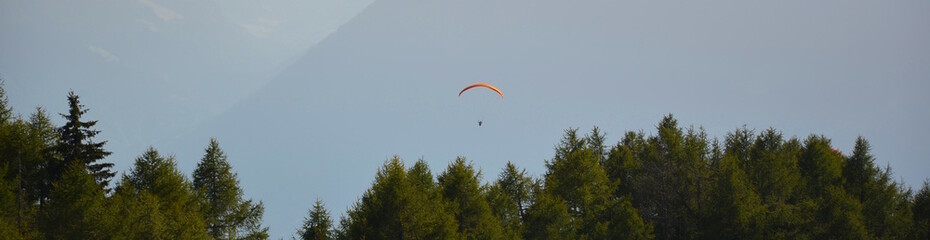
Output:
[{"xmin": 2, "ymin": 83, "xmax": 929, "ymax": 240}]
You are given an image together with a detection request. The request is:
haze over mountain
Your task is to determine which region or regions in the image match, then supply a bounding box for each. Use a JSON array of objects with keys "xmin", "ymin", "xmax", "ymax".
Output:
[
  {"xmin": 158, "ymin": 0, "xmax": 930, "ymax": 237},
  {"xmin": 4, "ymin": 0, "xmax": 928, "ymax": 238},
  {"xmin": 1, "ymin": 0, "xmax": 372, "ymax": 172}
]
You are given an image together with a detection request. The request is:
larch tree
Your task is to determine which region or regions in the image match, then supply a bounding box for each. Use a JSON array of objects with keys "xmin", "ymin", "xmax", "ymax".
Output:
[
  {"xmin": 39, "ymin": 163, "xmax": 107, "ymax": 239},
  {"xmin": 343, "ymin": 157, "xmax": 458, "ymax": 239},
  {"xmin": 437, "ymin": 157, "xmax": 503, "ymax": 239},
  {"xmin": 0, "ymin": 83, "xmax": 53, "ymax": 238},
  {"xmin": 0, "ymin": 79, "xmax": 11, "ymax": 124},
  {"xmin": 702, "ymin": 154, "xmax": 765, "ymax": 239},
  {"xmin": 532, "ymin": 128, "xmax": 650, "ymax": 239},
  {"xmin": 487, "ymin": 161, "xmax": 533, "ymax": 239},
  {"xmin": 118, "ymin": 147, "xmax": 209, "ymax": 239},
  {"xmin": 912, "ymin": 180, "xmax": 930, "ymax": 239},
  {"xmin": 523, "ymin": 183, "xmax": 574, "ymax": 240},
  {"xmin": 629, "ymin": 116, "xmax": 704, "ymax": 239},
  {"xmin": 298, "ymin": 199, "xmax": 333, "ymax": 240},
  {"xmin": 844, "ymin": 137, "xmax": 913, "ymax": 239},
  {"xmin": 192, "ymin": 138, "xmax": 268, "ymax": 240}
]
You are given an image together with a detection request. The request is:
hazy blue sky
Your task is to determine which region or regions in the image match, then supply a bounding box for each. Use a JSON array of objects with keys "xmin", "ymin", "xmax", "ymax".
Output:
[{"xmin": 3, "ymin": 0, "xmax": 929, "ymax": 238}]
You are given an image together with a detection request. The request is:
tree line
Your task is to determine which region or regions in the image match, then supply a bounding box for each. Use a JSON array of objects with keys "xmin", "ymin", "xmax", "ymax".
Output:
[
  {"xmin": 3, "ymin": 81, "xmax": 929, "ymax": 239},
  {"xmin": 295, "ymin": 122, "xmax": 930, "ymax": 239},
  {"xmin": 0, "ymin": 82, "xmax": 267, "ymax": 239}
]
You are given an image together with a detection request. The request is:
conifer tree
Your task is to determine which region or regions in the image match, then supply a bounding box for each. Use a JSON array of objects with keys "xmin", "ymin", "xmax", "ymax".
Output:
[
  {"xmin": 844, "ymin": 137, "xmax": 877, "ymax": 200},
  {"xmin": 117, "ymin": 147, "xmax": 209, "ymax": 239},
  {"xmin": 0, "ymin": 163, "xmax": 25, "ymax": 239},
  {"xmin": 39, "ymin": 163, "xmax": 107, "ymax": 239},
  {"xmin": 629, "ymin": 116, "xmax": 704, "ymax": 239},
  {"xmin": 27, "ymin": 108, "xmax": 57, "ymax": 203},
  {"xmin": 52, "ymin": 91, "xmax": 113, "ymax": 192},
  {"xmin": 0, "ymin": 83, "xmax": 53, "ymax": 238},
  {"xmin": 531, "ymin": 128, "xmax": 651, "ymax": 239},
  {"xmin": 487, "ymin": 162, "xmax": 533, "ymax": 239},
  {"xmin": 844, "ymin": 137, "xmax": 912, "ymax": 239},
  {"xmin": 702, "ymin": 154, "xmax": 765, "ymax": 239},
  {"xmin": 911, "ymin": 180, "xmax": 930, "ymax": 239},
  {"xmin": 343, "ymin": 157, "xmax": 458, "ymax": 239},
  {"xmin": 298, "ymin": 199, "xmax": 332, "ymax": 240},
  {"xmin": 0, "ymin": 78, "xmax": 11, "ymax": 125},
  {"xmin": 604, "ymin": 131, "xmax": 645, "ymax": 198},
  {"xmin": 797, "ymin": 135, "xmax": 844, "ymax": 196},
  {"xmin": 437, "ymin": 157, "xmax": 503, "ymax": 239},
  {"xmin": 523, "ymin": 189, "xmax": 574, "ymax": 240},
  {"xmin": 106, "ymin": 182, "xmax": 168, "ymax": 239},
  {"xmin": 193, "ymin": 138, "xmax": 268, "ymax": 240}
]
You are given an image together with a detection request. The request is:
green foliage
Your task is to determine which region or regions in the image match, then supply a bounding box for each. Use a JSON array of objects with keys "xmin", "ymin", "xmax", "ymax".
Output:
[
  {"xmin": 193, "ymin": 138, "xmax": 268, "ymax": 240},
  {"xmin": 623, "ymin": 116, "xmax": 705, "ymax": 239},
  {"xmin": 107, "ymin": 182, "xmax": 169, "ymax": 239},
  {"xmin": 52, "ymin": 91, "xmax": 114, "ymax": 192},
  {"xmin": 39, "ymin": 163, "xmax": 107, "ymax": 239},
  {"xmin": 109, "ymin": 147, "xmax": 210, "ymax": 239},
  {"xmin": 438, "ymin": 157, "xmax": 503, "ymax": 239},
  {"xmin": 342, "ymin": 157, "xmax": 458, "ymax": 239},
  {"xmin": 1, "ymin": 88, "xmax": 271, "ymax": 239},
  {"xmin": 703, "ymin": 154, "xmax": 765, "ymax": 239},
  {"xmin": 526, "ymin": 127, "xmax": 651, "ymax": 239},
  {"xmin": 523, "ymin": 190, "xmax": 574, "ymax": 240},
  {"xmin": 913, "ymin": 180, "xmax": 930, "ymax": 239},
  {"xmin": 0, "ymin": 78, "xmax": 11, "ymax": 124},
  {"xmin": 747, "ymin": 128, "xmax": 800, "ymax": 202},
  {"xmin": 798, "ymin": 135, "xmax": 844, "ymax": 196},
  {"xmin": 298, "ymin": 199, "xmax": 333, "ymax": 240},
  {"xmin": 0, "ymin": 103, "xmax": 56, "ymax": 238},
  {"xmin": 0, "ymin": 163, "xmax": 26, "ymax": 240},
  {"xmin": 3, "ymin": 86, "xmax": 928, "ymax": 239},
  {"xmin": 814, "ymin": 186, "xmax": 869, "ymax": 239},
  {"xmin": 843, "ymin": 138, "xmax": 913, "ymax": 239},
  {"xmin": 487, "ymin": 162, "xmax": 534, "ymax": 239}
]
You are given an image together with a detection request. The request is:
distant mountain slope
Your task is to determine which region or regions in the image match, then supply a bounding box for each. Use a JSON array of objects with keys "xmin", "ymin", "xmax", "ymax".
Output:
[{"xmin": 168, "ymin": 0, "xmax": 930, "ymax": 238}]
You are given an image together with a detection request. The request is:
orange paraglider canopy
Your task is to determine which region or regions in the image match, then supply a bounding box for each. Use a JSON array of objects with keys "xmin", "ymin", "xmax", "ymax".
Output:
[{"xmin": 458, "ymin": 83, "xmax": 503, "ymax": 99}]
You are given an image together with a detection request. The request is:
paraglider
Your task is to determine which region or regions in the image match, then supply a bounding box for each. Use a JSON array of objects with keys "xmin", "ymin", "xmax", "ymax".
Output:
[
  {"xmin": 459, "ymin": 83, "xmax": 503, "ymax": 127},
  {"xmin": 458, "ymin": 83, "xmax": 503, "ymax": 99}
]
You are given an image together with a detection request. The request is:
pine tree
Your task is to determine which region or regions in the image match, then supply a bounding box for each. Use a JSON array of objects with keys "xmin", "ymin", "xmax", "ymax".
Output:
[
  {"xmin": 52, "ymin": 91, "xmax": 113, "ymax": 192},
  {"xmin": 298, "ymin": 199, "xmax": 332, "ymax": 240},
  {"xmin": 192, "ymin": 138, "xmax": 268, "ymax": 240}
]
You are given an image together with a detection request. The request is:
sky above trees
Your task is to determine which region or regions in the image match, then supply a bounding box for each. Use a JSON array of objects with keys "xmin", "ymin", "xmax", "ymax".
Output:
[{"xmin": 2, "ymin": 0, "xmax": 929, "ymax": 238}]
